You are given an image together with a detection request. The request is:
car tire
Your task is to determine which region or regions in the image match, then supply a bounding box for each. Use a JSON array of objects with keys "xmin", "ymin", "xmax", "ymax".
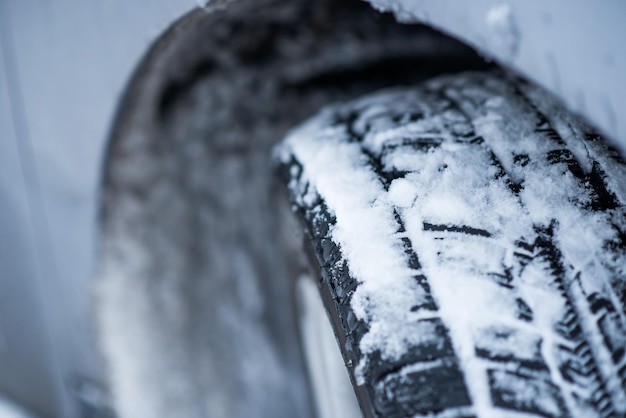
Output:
[{"xmin": 276, "ymin": 71, "xmax": 626, "ymax": 418}]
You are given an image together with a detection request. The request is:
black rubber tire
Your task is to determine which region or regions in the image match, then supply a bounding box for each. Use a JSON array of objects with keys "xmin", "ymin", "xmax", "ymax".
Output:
[{"xmin": 276, "ymin": 71, "xmax": 626, "ymax": 418}]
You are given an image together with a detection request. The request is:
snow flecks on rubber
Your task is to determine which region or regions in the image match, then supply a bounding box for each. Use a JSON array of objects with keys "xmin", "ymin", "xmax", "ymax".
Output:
[
  {"xmin": 278, "ymin": 120, "xmax": 430, "ymax": 365},
  {"xmin": 277, "ymin": 71, "xmax": 626, "ymax": 417},
  {"xmin": 387, "ymin": 178, "xmax": 417, "ymax": 208}
]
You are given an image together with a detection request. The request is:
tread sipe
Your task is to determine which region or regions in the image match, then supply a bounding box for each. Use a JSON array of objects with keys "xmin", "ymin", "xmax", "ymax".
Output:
[{"xmin": 276, "ymin": 71, "xmax": 626, "ymax": 418}]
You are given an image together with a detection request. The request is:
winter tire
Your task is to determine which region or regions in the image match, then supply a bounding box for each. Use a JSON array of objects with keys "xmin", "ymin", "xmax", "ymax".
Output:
[
  {"xmin": 276, "ymin": 71, "xmax": 626, "ymax": 418},
  {"xmin": 97, "ymin": 0, "xmax": 489, "ymax": 416}
]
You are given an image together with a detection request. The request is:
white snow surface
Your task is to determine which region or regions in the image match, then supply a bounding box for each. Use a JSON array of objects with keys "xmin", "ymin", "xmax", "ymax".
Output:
[
  {"xmin": 277, "ymin": 72, "xmax": 626, "ymax": 416},
  {"xmin": 0, "ymin": 396, "xmax": 36, "ymax": 418},
  {"xmin": 485, "ymin": 3, "xmax": 520, "ymax": 59}
]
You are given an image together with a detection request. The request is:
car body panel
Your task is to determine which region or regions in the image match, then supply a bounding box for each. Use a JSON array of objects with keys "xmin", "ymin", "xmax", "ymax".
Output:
[{"xmin": 0, "ymin": 2, "xmax": 193, "ymax": 416}]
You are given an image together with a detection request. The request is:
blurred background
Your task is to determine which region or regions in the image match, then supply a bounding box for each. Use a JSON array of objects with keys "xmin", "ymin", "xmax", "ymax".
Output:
[{"xmin": 1, "ymin": 2, "xmax": 198, "ymax": 416}]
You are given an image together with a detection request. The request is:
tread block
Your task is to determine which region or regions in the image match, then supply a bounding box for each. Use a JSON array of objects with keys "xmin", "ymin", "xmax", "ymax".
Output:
[
  {"xmin": 363, "ymin": 318, "xmax": 459, "ymax": 383},
  {"xmin": 374, "ymin": 362, "xmax": 471, "ymax": 417},
  {"xmin": 475, "ymin": 326, "xmax": 548, "ymax": 372},
  {"xmin": 488, "ymin": 369, "xmax": 567, "ymax": 418}
]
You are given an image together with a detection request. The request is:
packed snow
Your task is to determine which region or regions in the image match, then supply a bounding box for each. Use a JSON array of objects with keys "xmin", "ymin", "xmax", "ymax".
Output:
[{"xmin": 277, "ymin": 72, "xmax": 626, "ymax": 416}]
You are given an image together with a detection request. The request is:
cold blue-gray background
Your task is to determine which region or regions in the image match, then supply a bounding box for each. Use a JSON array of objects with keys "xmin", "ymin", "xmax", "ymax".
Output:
[{"xmin": 0, "ymin": 2, "xmax": 193, "ymax": 416}]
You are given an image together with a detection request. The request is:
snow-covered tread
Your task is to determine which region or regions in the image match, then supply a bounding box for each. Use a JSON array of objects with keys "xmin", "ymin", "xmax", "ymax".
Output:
[{"xmin": 275, "ymin": 71, "xmax": 626, "ymax": 418}]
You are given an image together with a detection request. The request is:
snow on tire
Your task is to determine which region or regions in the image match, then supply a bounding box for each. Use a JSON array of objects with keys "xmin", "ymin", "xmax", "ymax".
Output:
[{"xmin": 275, "ymin": 71, "xmax": 626, "ymax": 418}]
